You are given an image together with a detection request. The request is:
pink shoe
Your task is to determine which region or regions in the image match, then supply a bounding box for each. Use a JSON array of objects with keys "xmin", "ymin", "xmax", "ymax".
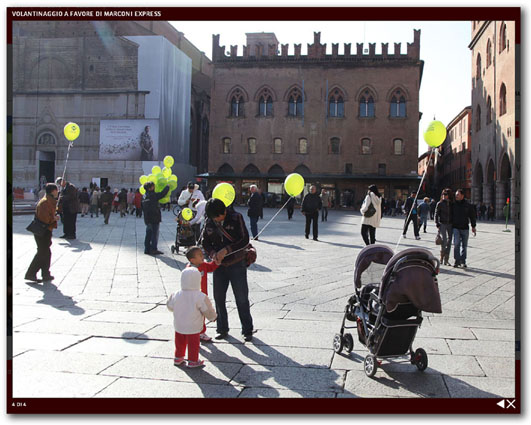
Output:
[
  {"xmin": 174, "ymin": 357, "xmax": 185, "ymax": 366},
  {"xmin": 200, "ymin": 333, "xmax": 212, "ymax": 342},
  {"xmin": 187, "ymin": 360, "xmax": 205, "ymax": 368}
]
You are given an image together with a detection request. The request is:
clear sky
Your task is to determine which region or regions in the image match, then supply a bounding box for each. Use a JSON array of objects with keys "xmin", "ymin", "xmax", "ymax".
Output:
[{"xmin": 170, "ymin": 20, "xmax": 471, "ymax": 157}]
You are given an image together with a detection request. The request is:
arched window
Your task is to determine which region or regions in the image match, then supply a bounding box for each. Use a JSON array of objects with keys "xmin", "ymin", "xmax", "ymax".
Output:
[
  {"xmin": 359, "ymin": 90, "xmax": 375, "ymax": 117},
  {"xmin": 476, "ymin": 53, "xmax": 482, "ymax": 80},
  {"xmin": 486, "ymin": 39, "xmax": 492, "ymax": 68},
  {"xmin": 218, "ymin": 163, "xmax": 235, "ymax": 175},
  {"xmin": 268, "ymin": 164, "xmax": 285, "ymax": 176},
  {"xmin": 222, "ymin": 137, "xmax": 231, "ymax": 154},
  {"xmin": 328, "ymin": 89, "xmax": 345, "ymax": 118},
  {"xmin": 243, "ymin": 164, "xmax": 260, "ymax": 176},
  {"xmin": 499, "ymin": 22, "xmax": 507, "ymax": 53},
  {"xmin": 393, "ymin": 138, "xmax": 404, "ymax": 155},
  {"xmin": 390, "ymin": 90, "xmax": 406, "ymax": 117},
  {"xmin": 475, "ymin": 105, "xmax": 481, "ymax": 132},
  {"xmin": 361, "ymin": 138, "xmax": 371, "ymax": 155},
  {"xmin": 37, "ymin": 132, "xmax": 57, "ymax": 145},
  {"xmin": 486, "ymin": 96, "xmax": 492, "ymax": 125},
  {"xmin": 288, "ymin": 87, "xmax": 303, "ymax": 117},
  {"xmin": 230, "ymin": 88, "xmax": 244, "ymax": 117},
  {"xmin": 258, "ymin": 88, "xmax": 273, "ymax": 117},
  {"xmin": 248, "ymin": 138, "xmax": 257, "ymax": 154},
  {"xmin": 298, "ymin": 138, "xmax": 308, "ymax": 154},
  {"xmin": 273, "ymin": 138, "xmax": 282, "ymax": 154},
  {"xmin": 330, "ymin": 137, "xmax": 340, "ymax": 154},
  {"xmin": 499, "ymin": 83, "xmax": 507, "ymax": 116}
]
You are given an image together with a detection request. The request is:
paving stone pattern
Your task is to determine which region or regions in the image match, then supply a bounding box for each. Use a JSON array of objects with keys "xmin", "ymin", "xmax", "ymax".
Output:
[{"xmin": 11, "ymin": 208, "xmax": 516, "ymax": 399}]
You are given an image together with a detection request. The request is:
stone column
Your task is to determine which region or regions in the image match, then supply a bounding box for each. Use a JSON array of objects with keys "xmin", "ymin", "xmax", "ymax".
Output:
[
  {"xmin": 482, "ymin": 183, "xmax": 492, "ymax": 208},
  {"xmin": 510, "ymin": 177, "xmax": 516, "ymax": 219},
  {"xmin": 471, "ymin": 185, "xmax": 480, "ymax": 205}
]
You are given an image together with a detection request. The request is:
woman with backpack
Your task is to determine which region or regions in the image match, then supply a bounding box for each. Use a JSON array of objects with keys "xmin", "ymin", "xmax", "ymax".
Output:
[{"xmin": 360, "ymin": 184, "xmax": 382, "ymax": 246}]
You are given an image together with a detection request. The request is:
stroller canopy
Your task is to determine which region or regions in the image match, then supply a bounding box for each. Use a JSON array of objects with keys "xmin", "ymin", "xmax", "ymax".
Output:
[
  {"xmin": 380, "ymin": 247, "xmax": 442, "ymax": 314},
  {"xmin": 353, "ymin": 244, "xmax": 394, "ymax": 289}
]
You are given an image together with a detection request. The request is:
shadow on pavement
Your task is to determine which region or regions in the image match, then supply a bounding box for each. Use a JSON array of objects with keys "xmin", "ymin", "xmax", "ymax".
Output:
[
  {"xmin": 25, "ymin": 281, "xmax": 86, "ymax": 316},
  {"xmin": 58, "ymin": 239, "xmax": 92, "ymax": 252},
  {"xmin": 256, "ymin": 239, "xmax": 304, "ymax": 251},
  {"xmin": 121, "ymin": 331, "xmax": 151, "ymax": 343},
  {"xmin": 156, "ymin": 254, "xmax": 187, "ymax": 271},
  {"xmin": 248, "ymin": 263, "xmax": 272, "ymax": 272}
]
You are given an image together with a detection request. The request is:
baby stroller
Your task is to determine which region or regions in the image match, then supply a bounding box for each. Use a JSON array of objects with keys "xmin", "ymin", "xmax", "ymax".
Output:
[
  {"xmin": 333, "ymin": 244, "xmax": 441, "ymax": 377},
  {"xmin": 170, "ymin": 208, "xmax": 197, "ymax": 254}
]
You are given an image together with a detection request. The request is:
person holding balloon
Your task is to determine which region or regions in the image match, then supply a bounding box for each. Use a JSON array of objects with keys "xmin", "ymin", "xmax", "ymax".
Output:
[
  {"xmin": 201, "ymin": 190, "xmax": 255, "ymax": 342},
  {"xmin": 142, "ymin": 181, "xmax": 169, "ymax": 255},
  {"xmin": 178, "ymin": 181, "xmax": 205, "ymax": 210}
]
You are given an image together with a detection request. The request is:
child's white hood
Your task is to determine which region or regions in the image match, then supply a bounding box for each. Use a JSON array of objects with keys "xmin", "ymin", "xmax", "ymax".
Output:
[{"xmin": 180, "ymin": 267, "xmax": 201, "ymax": 291}]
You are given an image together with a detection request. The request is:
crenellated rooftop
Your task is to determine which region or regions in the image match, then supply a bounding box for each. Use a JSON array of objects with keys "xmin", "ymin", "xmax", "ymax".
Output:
[{"xmin": 212, "ymin": 30, "xmax": 421, "ymax": 63}]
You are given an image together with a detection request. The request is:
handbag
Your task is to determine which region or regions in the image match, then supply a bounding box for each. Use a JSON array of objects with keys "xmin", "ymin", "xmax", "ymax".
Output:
[
  {"xmin": 435, "ymin": 231, "xmax": 443, "ymax": 245},
  {"xmin": 214, "ymin": 222, "xmax": 257, "ymax": 267},
  {"xmin": 26, "ymin": 215, "xmax": 49, "ymax": 237},
  {"xmin": 363, "ymin": 201, "xmax": 376, "ymax": 217}
]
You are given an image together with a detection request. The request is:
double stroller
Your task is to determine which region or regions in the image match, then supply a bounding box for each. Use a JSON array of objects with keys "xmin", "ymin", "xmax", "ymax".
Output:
[
  {"xmin": 170, "ymin": 208, "xmax": 198, "ymax": 254},
  {"xmin": 334, "ymin": 244, "xmax": 442, "ymax": 377}
]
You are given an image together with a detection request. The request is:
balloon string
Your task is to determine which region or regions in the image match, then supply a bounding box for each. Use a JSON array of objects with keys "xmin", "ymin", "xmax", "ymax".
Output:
[
  {"xmin": 394, "ymin": 148, "xmax": 435, "ymax": 253},
  {"xmin": 224, "ymin": 196, "xmax": 293, "ymax": 258},
  {"xmin": 57, "ymin": 141, "xmax": 73, "ymax": 203}
]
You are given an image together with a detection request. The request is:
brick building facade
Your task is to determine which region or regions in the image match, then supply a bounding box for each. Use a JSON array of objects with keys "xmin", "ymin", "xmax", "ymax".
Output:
[
  {"xmin": 469, "ymin": 20, "xmax": 516, "ymax": 219},
  {"xmin": 203, "ymin": 31, "xmax": 423, "ymax": 207}
]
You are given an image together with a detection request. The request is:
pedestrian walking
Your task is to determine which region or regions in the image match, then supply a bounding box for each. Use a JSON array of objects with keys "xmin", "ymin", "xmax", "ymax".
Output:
[
  {"xmin": 247, "ymin": 185, "xmax": 262, "ymax": 239},
  {"xmin": 301, "ymin": 185, "xmax": 322, "ymax": 241},
  {"xmin": 118, "ymin": 188, "xmax": 127, "ymax": 217},
  {"xmin": 90, "ymin": 187, "xmax": 100, "ymax": 218},
  {"xmin": 142, "ymin": 182, "xmax": 169, "ymax": 255},
  {"xmin": 435, "ymin": 189, "xmax": 453, "ymax": 265},
  {"xmin": 100, "ymin": 186, "xmax": 114, "ymax": 224},
  {"xmin": 360, "ymin": 185, "xmax": 382, "ymax": 246},
  {"xmin": 418, "ymin": 197, "xmax": 431, "ymax": 233},
  {"xmin": 127, "ymin": 188, "xmax": 135, "ymax": 215},
  {"xmin": 320, "ymin": 189, "xmax": 330, "ymax": 222},
  {"xmin": 56, "ymin": 177, "xmax": 79, "ymax": 240},
  {"xmin": 112, "ymin": 189, "xmax": 119, "ymax": 213},
  {"xmin": 479, "ymin": 202, "xmax": 487, "ymax": 220},
  {"xmin": 402, "ymin": 191, "xmax": 421, "ymax": 240},
  {"xmin": 134, "ymin": 189, "xmax": 143, "ymax": 218},
  {"xmin": 259, "ymin": 189, "xmax": 266, "ymax": 219},
  {"xmin": 166, "ymin": 267, "xmax": 217, "ymax": 368},
  {"xmin": 429, "ymin": 198, "xmax": 436, "ymax": 220},
  {"xmin": 201, "ymin": 198, "xmax": 255, "ymax": 342},
  {"xmin": 487, "ymin": 203, "xmax": 495, "ymax": 221},
  {"xmin": 286, "ymin": 195, "xmax": 296, "ymax": 220},
  {"xmin": 78, "ymin": 187, "xmax": 90, "ymax": 217},
  {"xmin": 451, "ymin": 189, "xmax": 477, "ymax": 268},
  {"xmin": 25, "ymin": 183, "xmax": 60, "ymax": 283}
]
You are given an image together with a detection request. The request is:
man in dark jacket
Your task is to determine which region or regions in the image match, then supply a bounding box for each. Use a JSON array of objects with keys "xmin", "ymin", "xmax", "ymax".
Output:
[
  {"xmin": 201, "ymin": 198, "xmax": 254, "ymax": 341},
  {"xmin": 247, "ymin": 185, "xmax": 262, "ymax": 239},
  {"xmin": 435, "ymin": 189, "xmax": 453, "ymax": 265},
  {"xmin": 56, "ymin": 177, "xmax": 79, "ymax": 239},
  {"xmin": 402, "ymin": 191, "xmax": 420, "ymax": 240},
  {"xmin": 118, "ymin": 188, "xmax": 128, "ymax": 217},
  {"xmin": 100, "ymin": 186, "xmax": 114, "ymax": 225},
  {"xmin": 301, "ymin": 185, "xmax": 322, "ymax": 241},
  {"xmin": 142, "ymin": 182, "xmax": 169, "ymax": 255},
  {"xmin": 452, "ymin": 188, "xmax": 477, "ymax": 268}
]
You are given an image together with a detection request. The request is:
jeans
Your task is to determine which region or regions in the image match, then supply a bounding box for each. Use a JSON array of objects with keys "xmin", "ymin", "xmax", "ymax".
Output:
[
  {"xmin": 453, "ymin": 228, "xmax": 469, "ymax": 265},
  {"xmin": 305, "ymin": 211, "xmax": 319, "ymax": 239},
  {"xmin": 419, "ymin": 215, "xmax": 429, "ymax": 231},
  {"xmin": 361, "ymin": 224, "xmax": 376, "ymax": 245},
  {"xmin": 144, "ymin": 222, "xmax": 160, "ymax": 253},
  {"xmin": 439, "ymin": 223, "xmax": 452, "ymax": 258},
  {"xmin": 321, "ymin": 207, "xmax": 328, "ymax": 221},
  {"xmin": 249, "ymin": 215, "xmax": 259, "ymax": 238},
  {"xmin": 403, "ymin": 213, "xmax": 419, "ymax": 237},
  {"xmin": 213, "ymin": 260, "xmax": 253, "ymax": 335},
  {"xmin": 26, "ymin": 229, "xmax": 52, "ymax": 278}
]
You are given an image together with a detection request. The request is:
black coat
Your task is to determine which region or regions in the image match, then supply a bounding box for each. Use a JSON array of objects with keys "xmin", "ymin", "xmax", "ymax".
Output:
[
  {"xmin": 452, "ymin": 199, "xmax": 477, "ymax": 230},
  {"xmin": 435, "ymin": 200, "xmax": 452, "ymax": 226},
  {"xmin": 59, "ymin": 182, "xmax": 79, "ymax": 214},
  {"xmin": 78, "ymin": 191, "xmax": 90, "ymax": 204},
  {"xmin": 100, "ymin": 191, "xmax": 114, "ymax": 210},
  {"xmin": 301, "ymin": 193, "xmax": 322, "ymax": 214},
  {"xmin": 142, "ymin": 186, "xmax": 170, "ymax": 224},
  {"xmin": 404, "ymin": 197, "xmax": 418, "ymax": 215},
  {"xmin": 247, "ymin": 192, "xmax": 263, "ymax": 217}
]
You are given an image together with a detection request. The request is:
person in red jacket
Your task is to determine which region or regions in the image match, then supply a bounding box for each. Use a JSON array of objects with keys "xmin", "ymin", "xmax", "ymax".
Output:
[
  {"xmin": 134, "ymin": 188, "xmax": 143, "ymax": 218},
  {"xmin": 185, "ymin": 246, "xmax": 219, "ymax": 342}
]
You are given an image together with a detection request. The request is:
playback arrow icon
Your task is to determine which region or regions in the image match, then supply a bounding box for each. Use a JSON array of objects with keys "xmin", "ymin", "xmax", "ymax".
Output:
[{"xmin": 497, "ymin": 400, "xmax": 505, "ymax": 408}]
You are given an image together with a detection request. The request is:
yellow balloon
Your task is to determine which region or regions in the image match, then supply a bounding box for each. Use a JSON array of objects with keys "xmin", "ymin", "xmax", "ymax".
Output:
[
  {"xmin": 212, "ymin": 182, "xmax": 235, "ymax": 207},
  {"xmin": 163, "ymin": 155, "xmax": 174, "ymax": 168},
  {"xmin": 147, "ymin": 174, "xmax": 156, "ymax": 183},
  {"xmin": 64, "ymin": 122, "xmax": 80, "ymax": 141},
  {"xmin": 162, "ymin": 167, "xmax": 172, "ymax": 178},
  {"xmin": 152, "ymin": 165, "xmax": 162, "ymax": 175},
  {"xmin": 182, "ymin": 208, "xmax": 193, "ymax": 221},
  {"xmin": 284, "ymin": 173, "xmax": 305, "ymax": 197},
  {"xmin": 139, "ymin": 185, "xmax": 146, "ymax": 195},
  {"xmin": 423, "ymin": 120, "xmax": 447, "ymax": 148},
  {"xmin": 139, "ymin": 175, "xmax": 148, "ymax": 185}
]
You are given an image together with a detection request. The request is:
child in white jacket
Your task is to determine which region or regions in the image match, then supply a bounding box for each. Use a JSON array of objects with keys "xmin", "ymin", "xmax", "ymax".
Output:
[{"xmin": 167, "ymin": 268, "xmax": 217, "ymax": 368}]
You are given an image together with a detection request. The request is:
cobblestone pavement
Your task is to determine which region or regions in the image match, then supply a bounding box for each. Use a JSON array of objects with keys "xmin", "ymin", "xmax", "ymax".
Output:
[{"xmin": 10, "ymin": 207, "xmax": 516, "ymax": 399}]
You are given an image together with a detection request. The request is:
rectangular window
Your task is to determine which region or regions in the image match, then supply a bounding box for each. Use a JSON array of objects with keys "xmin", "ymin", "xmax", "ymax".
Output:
[
  {"xmin": 273, "ymin": 138, "xmax": 282, "ymax": 154},
  {"xmin": 378, "ymin": 163, "xmax": 386, "ymax": 176},
  {"xmin": 222, "ymin": 138, "xmax": 231, "ymax": 154},
  {"xmin": 299, "ymin": 138, "xmax": 308, "ymax": 154},
  {"xmin": 248, "ymin": 138, "xmax": 256, "ymax": 154},
  {"xmin": 345, "ymin": 163, "xmax": 353, "ymax": 174}
]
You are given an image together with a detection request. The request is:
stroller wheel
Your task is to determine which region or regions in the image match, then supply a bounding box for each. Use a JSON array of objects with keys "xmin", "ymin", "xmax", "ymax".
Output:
[
  {"xmin": 364, "ymin": 355, "xmax": 378, "ymax": 378},
  {"xmin": 412, "ymin": 348, "xmax": 428, "ymax": 371},
  {"xmin": 343, "ymin": 333, "xmax": 354, "ymax": 353},
  {"xmin": 333, "ymin": 333, "xmax": 344, "ymax": 353}
]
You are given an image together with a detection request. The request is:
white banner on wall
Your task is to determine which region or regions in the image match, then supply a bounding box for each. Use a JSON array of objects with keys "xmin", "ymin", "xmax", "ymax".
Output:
[{"xmin": 99, "ymin": 119, "xmax": 159, "ymax": 161}]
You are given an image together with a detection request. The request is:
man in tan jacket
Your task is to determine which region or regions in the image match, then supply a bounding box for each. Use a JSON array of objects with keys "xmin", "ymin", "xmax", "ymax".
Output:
[{"xmin": 25, "ymin": 183, "xmax": 60, "ymax": 283}]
